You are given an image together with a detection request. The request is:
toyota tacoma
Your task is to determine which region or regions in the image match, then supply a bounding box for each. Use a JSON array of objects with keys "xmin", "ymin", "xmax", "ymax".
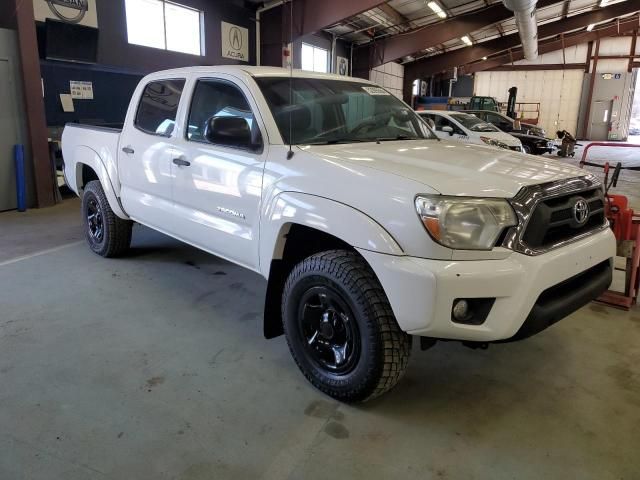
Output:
[{"xmin": 62, "ymin": 66, "xmax": 615, "ymax": 402}]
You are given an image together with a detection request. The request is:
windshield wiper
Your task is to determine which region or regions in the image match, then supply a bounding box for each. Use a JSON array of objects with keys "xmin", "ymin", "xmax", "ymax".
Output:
[
  {"xmin": 304, "ymin": 138, "xmax": 376, "ymax": 145},
  {"xmin": 375, "ymin": 135, "xmax": 422, "ymax": 142}
]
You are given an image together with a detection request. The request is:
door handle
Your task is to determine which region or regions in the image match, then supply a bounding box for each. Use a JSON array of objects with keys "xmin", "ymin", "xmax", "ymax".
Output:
[
  {"xmin": 173, "ymin": 157, "xmax": 191, "ymax": 167},
  {"xmin": 122, "ymin": 146, "xmax": 135, "ymax": 154}
]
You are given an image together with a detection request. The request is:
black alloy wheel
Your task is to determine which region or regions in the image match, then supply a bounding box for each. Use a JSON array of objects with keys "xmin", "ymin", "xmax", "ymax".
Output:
[{"xmin": 297, "ymin": 286, "xmax": 360, "ymax": 375}]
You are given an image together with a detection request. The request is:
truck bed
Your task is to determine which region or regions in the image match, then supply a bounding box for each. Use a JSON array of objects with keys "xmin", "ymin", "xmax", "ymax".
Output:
[{"xmin": 61, "ymin": 123, "xmax": 122, "ymax": 197}]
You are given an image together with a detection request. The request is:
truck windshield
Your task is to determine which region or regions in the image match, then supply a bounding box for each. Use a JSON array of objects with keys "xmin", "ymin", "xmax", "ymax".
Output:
[
  {"xmin": 255, "ymin": 77, "xmax": 435, "ymax": 145},
  {"xmin": 450, "ymin": 113, "xmax": 498, "ymax": 133}
]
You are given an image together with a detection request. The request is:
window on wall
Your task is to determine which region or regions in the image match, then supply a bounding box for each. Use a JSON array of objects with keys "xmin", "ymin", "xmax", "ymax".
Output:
[
  {"xmin": 125, "ymin": 0, "xmax": 204, "ymax": 56},
  {"xmin": 301, "ymin": 43, "xmax": 328, "ymax": 73}
]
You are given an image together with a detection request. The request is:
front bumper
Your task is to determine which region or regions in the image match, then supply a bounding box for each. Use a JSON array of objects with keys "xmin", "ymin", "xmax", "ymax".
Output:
[
  {"xmin": 534, "ymin": 140, "xmax": 555, "ymax": 154},
  {"xmin": 358, "ymin": 227, "xmax": 615, "ymax": 342}
]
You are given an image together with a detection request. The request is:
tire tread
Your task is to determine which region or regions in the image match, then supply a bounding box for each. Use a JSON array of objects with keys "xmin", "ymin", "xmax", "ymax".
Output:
[
  {"xmin": 282, "ymin": 249, "xmax": 411, "ymax": 402},
  {"xmin": 83, "ymin": 180, "xmax": 132, "ymax": 258}
]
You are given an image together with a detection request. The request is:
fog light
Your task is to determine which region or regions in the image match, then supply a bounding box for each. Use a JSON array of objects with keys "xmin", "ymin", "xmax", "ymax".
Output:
[
  {"xmin": 452, "ymin": 299, "xmax": 471, "ymax": 321},
  {"xmin": 451, "ymin": 298, "xmax": 496, "ymax": 325}
]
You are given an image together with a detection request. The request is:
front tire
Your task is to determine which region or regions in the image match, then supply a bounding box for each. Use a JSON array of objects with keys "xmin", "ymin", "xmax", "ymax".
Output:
[
  {"xmin": 282, "ymin": 250, "xmax": 411, "ymax": 402},
  {"xmin": 523, "ymin": 144, "xmax": 532, "ymax": 154},
  {"xmin": 82, "ymin": 180, "xmax": 132, "ymax": 257}
]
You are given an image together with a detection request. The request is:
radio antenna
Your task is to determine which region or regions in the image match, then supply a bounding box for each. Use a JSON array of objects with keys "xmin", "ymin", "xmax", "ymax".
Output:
[{"xmin": 286, "ymin": 0, "xmax": 294, "ymax": 160}]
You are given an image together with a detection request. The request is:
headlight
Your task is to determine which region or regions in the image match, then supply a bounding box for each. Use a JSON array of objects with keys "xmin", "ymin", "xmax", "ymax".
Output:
[
  {"xmin": 415, "ymin": 195, "xmax": 517, "ymax": 250},
  {"xmin": 480, "ymin": 136, "xmax": 509, "ymax": 150}
]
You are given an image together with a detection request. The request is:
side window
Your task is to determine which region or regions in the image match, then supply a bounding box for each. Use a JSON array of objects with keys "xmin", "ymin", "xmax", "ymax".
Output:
[
  {"xmin": 420, "ymin": 114, "xmax": 436, "ymax": 129},
  {"xmin": 434, "ymin": 115, "xmax": 454, "ymax": 132},
  {"xmin": 135, "ymin": 79, "xmax": 185, "ymax": 136},
  {"xmin": 187, "ymin": 79, "xmax": 260, "ymax": 148},
  {"xmin": 489, "ymin": 113, "xmax": 511, "ymax": 130}
]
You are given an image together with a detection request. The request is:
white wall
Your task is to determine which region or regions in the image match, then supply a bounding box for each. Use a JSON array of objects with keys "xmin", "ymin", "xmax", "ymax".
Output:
[
  {"xmin": 474, "ymin": 37, "xmax": 640, "ymax": 136},
  {"xmin": 512, "ymin": 37, "xmax": 639, "ymax": 72},
  {"xmin": 474, "ymin": 69, "xmax": 584, "ymax": 135},
  {"xmin": 370, "ymin": 62, "xmax": 404, "ymax": 100}
]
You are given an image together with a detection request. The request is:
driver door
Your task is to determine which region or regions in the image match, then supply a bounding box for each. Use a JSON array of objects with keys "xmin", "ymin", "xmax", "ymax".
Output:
[
  {"xmin": 169, "ymin": 76, "xmax": 267, "ymax": 270},
  {"xmin": 433, "ymin": 114, "xmax": 468, "ymax": 142}
]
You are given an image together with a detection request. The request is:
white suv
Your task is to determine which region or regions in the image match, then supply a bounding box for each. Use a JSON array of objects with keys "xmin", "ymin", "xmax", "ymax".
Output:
[{"xmin": 419, "ymin": 110, "xmax": 523, "ymax": 151}]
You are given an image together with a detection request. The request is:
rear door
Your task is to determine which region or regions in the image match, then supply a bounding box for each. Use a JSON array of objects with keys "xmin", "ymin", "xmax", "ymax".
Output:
[
  {"xmin": 168, "ymin": 75, "xmax": 267, "ymax": 271},
  {"xmin": 119, "ymin": 78, "xmax": 186, "ymax": 230}
]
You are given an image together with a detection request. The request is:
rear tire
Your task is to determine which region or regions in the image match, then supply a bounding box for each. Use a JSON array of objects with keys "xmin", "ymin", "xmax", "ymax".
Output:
[
  {"xmin": 82, "ymin": 180, "xmax": 132, "ymax": 258},
  {"xmin": 282, "ymin": 250, "xmax": 412, "ymax": 402}
]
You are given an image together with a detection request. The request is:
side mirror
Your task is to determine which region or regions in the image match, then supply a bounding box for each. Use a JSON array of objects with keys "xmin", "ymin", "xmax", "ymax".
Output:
[
  {"xmin": 442, "ymin": 125, "xmax": 454, "ymax": 135},
  {"xmin": 204, "ymin": 116, "xmax": 258, "ymax": 150}
]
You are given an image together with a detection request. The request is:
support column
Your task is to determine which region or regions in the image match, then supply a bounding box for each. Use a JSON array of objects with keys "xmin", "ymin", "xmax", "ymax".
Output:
[
  {"xmin": 14, "ymin": 0, "xmax": 55, "ymax": 207},
  {"xmin": 581, "ymin": 39, "xmax": 600, "ymax": 141},
  {"xmin": 629, "ymin": 30, "xmax": 637, "ymax": 73}
]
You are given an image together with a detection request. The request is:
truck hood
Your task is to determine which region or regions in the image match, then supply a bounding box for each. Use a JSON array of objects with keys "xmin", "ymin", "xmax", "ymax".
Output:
[{"xmin": 304, "ymin": 139, "xmax": 587, "ymax": 197}]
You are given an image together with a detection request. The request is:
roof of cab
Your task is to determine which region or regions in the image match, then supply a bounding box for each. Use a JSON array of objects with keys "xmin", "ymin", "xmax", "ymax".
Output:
[{"xmin": 143, "ymin": 65, "xmax": 375, "ymax": 83}]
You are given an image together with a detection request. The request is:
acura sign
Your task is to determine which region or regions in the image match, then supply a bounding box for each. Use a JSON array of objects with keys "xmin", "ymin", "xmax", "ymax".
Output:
[{"xmin": 221, "ymin": 21, "xmax": 248, "ymax": 62}]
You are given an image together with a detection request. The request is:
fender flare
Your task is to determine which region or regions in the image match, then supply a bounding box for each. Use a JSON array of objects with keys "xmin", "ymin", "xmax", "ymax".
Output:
[
  {"xmin": 73, "ymin": 145, "xmax": 129, "ymax": 219},
  {"xmin": 259, "ymin": 191, "xmax": 404, "ymax": 277}
]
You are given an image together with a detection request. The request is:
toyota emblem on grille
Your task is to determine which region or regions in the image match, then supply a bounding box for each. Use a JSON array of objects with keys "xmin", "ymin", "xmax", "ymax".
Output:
[{"xmin": 573, "ymin": 198, "xmax": 589, "ymax": 225}]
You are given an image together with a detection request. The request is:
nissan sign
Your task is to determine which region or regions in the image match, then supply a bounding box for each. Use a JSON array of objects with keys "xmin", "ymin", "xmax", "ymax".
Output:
[{"xmin": 33, "ymin": 0, "xmax": 98, "ymax": 27}]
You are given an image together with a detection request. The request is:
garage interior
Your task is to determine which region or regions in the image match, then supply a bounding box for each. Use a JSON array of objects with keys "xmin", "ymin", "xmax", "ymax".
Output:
[{"xmin": 1, "ymin": 0, "xmax": 639, "ymax": 479}]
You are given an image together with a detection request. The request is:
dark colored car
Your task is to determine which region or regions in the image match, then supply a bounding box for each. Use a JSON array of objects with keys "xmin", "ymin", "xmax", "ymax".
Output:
[{"xmin": 466, "ymin": 110, "xmax": 554, "ymax": 155}]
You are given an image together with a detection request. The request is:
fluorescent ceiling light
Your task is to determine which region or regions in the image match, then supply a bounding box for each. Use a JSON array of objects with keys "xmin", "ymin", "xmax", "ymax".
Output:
[
  {"xmin": 482, "ymin": 56, "xmax": 488, "ymax": 60},
  {"xmin": 599, "ymin": 0, "xmax": 609, "ymax": 6},
  {"xmin": 586, "ymin": 23, "xmax": 595, "ymax": 31},
  {"xmin": 427, "ymin": 1, "xmax": 447, "ymax": 19},
  {"xmin": 461, "ymin": 35, "xmax": 473, "ymax": 46}
]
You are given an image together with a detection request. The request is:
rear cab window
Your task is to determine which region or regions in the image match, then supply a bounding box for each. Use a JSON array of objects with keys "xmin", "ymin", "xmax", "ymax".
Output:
[{"xmin": 135, "ymin": 79, "xmax": 186, "ymax": 136}]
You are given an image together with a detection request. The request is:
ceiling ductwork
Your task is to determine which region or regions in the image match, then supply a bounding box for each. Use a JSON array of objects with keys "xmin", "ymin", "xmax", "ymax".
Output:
[{"xmin": 502, "ymin": 0, "xmax": 539, "ymax": 60}]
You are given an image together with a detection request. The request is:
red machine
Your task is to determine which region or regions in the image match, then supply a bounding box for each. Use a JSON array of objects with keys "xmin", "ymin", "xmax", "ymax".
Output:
[{"xmin": 580, "ymin": 145, "xmax": 640, "ymax": 310}]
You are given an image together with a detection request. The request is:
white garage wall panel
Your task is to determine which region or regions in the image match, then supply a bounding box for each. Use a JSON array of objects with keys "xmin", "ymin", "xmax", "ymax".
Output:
[
  {"xmin": 370, "ymin": 62, "xmax": 404, "ymax": 100},
  {"xmin": 474, "ymin": 70, "xmax": 584, "ymax": 135}
]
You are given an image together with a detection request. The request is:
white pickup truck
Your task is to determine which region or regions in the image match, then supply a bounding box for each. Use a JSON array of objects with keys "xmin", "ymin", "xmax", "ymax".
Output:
[{"xmin": 62, "ymin": 66, "xmax": 615, "ymax": 402}]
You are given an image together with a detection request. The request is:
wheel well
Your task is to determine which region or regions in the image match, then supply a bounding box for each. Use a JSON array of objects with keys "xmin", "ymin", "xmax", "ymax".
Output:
[
  {"xmin": 79, "ymin": 163, "xmax": 99, "ymax": 191},
  {"xmin": 263, "ymin": 224, "xmax": 356, "ymax": 339}
]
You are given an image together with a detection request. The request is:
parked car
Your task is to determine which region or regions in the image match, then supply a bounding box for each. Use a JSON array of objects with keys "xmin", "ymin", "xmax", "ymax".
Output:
[
  {"xmin": 62, "ymin": 66, "xmax": 615, "ymax": 402},
  {"xmin": 418, "ymin": 110, "xmax": 523, "ymax": 152},
  {"xmin": 467, "ymin": 110, "xmax": 554, "ymax": 155}
]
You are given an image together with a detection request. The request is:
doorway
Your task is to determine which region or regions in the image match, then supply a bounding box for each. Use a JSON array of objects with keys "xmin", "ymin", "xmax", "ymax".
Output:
[
  {"xmin": 629, "ymin": 70, "xmax": 640, "ymax": 142},
  {"xmin": 0, "ymin": 57, "xmax": 21, "ymax": 211},
  {"xmin": 589, "ymin": 99, "xmax": 613, "ymax": 141}
]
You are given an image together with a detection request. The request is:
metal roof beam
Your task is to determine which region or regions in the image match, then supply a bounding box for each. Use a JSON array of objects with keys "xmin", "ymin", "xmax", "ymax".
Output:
[
  {"xmin": 289, "ymin": 0, "xmax": 386, "ymax": 39},
  {"xmin": 352, "ymin": 0, "xmax": 561, "ymax": 75},
  {"xmin": 404, "ymin": 0, "xmax": 640, "ymax": 78},
  {"xmin": 464, "ymin": 14, "xmax": 640, "ymax": 73}
]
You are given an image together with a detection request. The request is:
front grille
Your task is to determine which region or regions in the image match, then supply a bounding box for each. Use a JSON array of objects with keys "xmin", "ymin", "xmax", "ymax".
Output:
[
  {"xmin": 501, "ymin": 176, "xmax": 607, "ymax": 255},
  {"xmin": 521, "ymin": 188, "xmax": 605, "ymax": 249}
]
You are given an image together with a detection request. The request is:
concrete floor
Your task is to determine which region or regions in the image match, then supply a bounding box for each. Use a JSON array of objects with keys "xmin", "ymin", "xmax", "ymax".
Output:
[{"xmin": 1, "ymin": 198, "xmax": 639, "ymax": 480}]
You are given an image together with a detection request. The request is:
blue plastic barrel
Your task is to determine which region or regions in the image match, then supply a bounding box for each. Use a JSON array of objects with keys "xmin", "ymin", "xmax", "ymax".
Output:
[{"xmin": 14, "ymin": 144, "xmax": 26, "ymax": 212}]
